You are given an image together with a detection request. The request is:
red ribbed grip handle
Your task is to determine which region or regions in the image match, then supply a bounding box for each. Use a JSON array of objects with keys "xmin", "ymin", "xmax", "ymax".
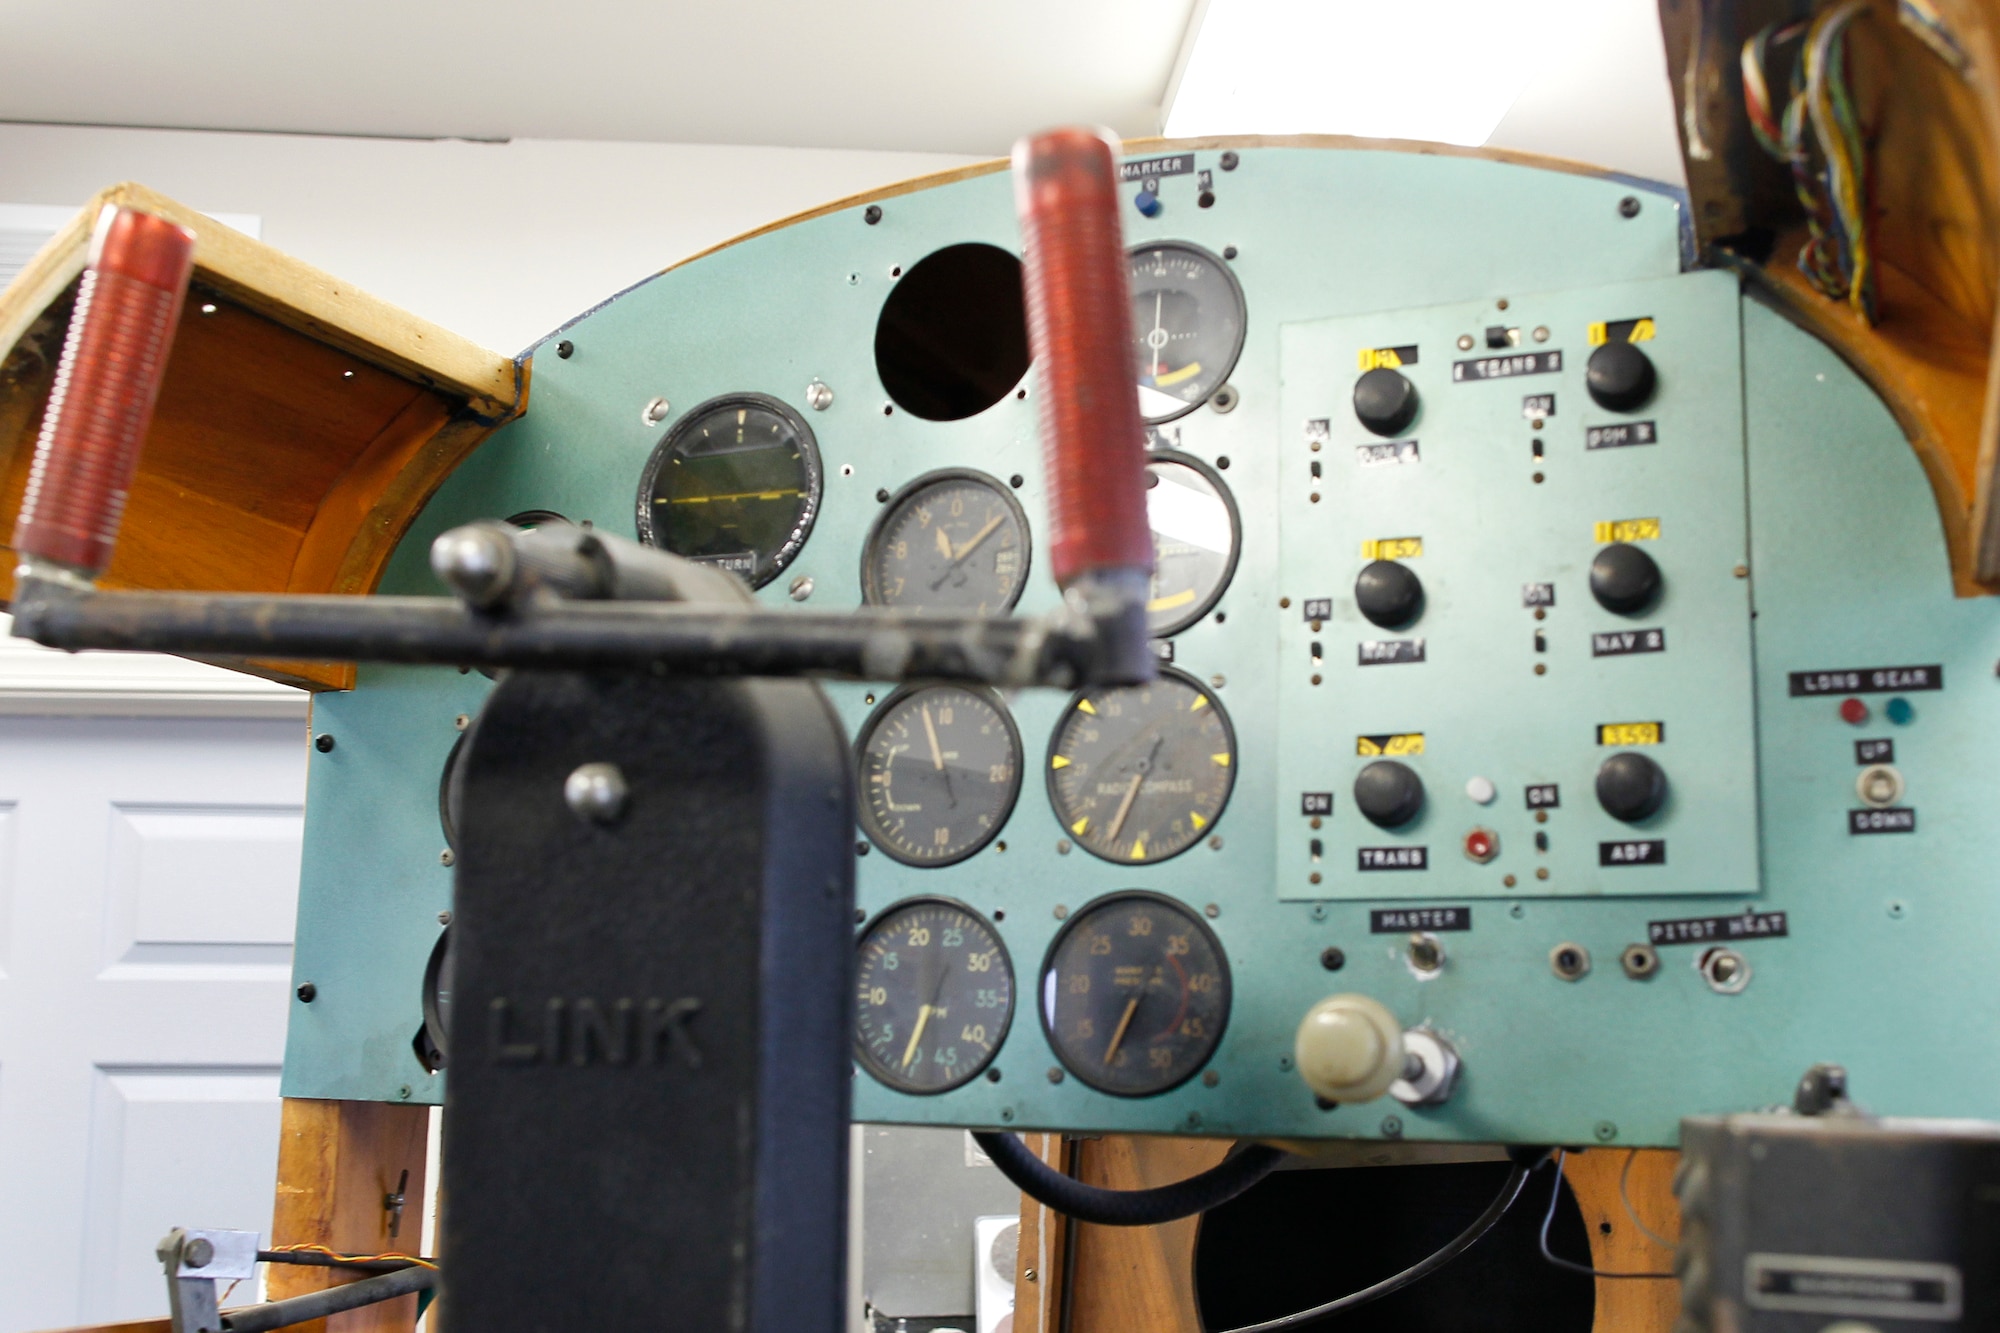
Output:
[
  {"xmin": 12, "ymin": 206, "xmax": 197, "ymax": 577},
  {"xmin": 1013, "ymin": 128, "xmax": 1154, "ymax": 590}
]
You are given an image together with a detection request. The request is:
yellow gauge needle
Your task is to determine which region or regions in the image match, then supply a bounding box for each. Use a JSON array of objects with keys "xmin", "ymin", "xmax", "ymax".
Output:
[
  {"xmin": 1107, "ymin": 772, "xmax": 1145, "ymax": 842},
  {"xmin": 1155, "ymin": 361, "xmax": 1204, "ymax": 388},
  {"xmin": 949, "ymin": 512, "xmax": 1005, "ymax": 562},
  {"xmin": 901, "ymin": 1004, "xmax": 933, "ymax": 1070},
  {"xmin": 934, "ymin": 524, "xmax": 953, "ymax": 559},
  {"xmin": 922, "ymin": 704, "xmax": 946, "ymax": 771},
  {"xmin": 1103, "ymin": 996, "xmax": 1141, "ymax": 1065}
]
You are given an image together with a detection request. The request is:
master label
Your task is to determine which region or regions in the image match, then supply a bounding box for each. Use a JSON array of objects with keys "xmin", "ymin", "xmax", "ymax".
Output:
[
  {"xmin": 1453, "ymin": 350, "xmax": 1562, "ymax": 381},
  {"xmin": 1370, "ymin": 905, "xmax": 1467, "ymax": 932},
  {"xmin": 1592, "ymin": 629, "xmax": 1666, "ymax": 657},
  {"xmin": 1648, "ymin": 911, "xmax": 1787, "ymax": 945},
  {"xmin": 1789, "ymin": 665, "xmax": 1944, "ymax": 696},
  {"xmin": 1586, "ymin": 421, "xmax": 1657, "ymax": 449},
  {"xmin": 1600, "ymin": 840, "xmax": 1665, "ymax": 865},
  {"xmin": 1359, "ymin": 847, "xmax": 1429, "ymax": 871},
  {"xmin": 1359, "ymin": 639, "xmax": 1426, "ymax": 666},
  {"xmin": 1850, "ymin": 808, "xmax": 1916, "ymax": 834}
]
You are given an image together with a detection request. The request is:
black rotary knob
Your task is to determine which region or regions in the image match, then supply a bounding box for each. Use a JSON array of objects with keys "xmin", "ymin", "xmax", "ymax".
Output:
[
  {"xmin": 1353, "ymin": 367, "xmax": 1419, "ymax": 437},
  {"xmin": 1596, "ymin": 751, "xmax": 1666, "ymax": 822},
  {"xmin": 1586, "ymin": 341, "xmax": 1656, "ymax": 412},
  {"xmin": 1354, "ymin": 760, "xmax": 1424, "ymax": 829},
  {"xmin": 1590, "ymin": 543, "xmax": 1661, "ymax": 615},
  {"xmin": 1354, "ymin": 560, "xmax": 1423, "ymax": 629}
]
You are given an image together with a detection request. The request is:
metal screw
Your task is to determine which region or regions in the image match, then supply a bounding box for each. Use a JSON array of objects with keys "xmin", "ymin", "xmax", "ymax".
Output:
[
  {"xmin": 555, "ymin": 339, "xmax": 574, "ymax": 359},
  {"xmin": 1024, "ymin": 1269, "xmax": 1038, "ymax": 1283},
  {"xmin": 1219, "ymin": 151, "xmax": 1240, "ymax": 171},
  {"xmin": 1380, "ymin": 1115, "xmax": 1404, "ymax": 1139},
  {"xmin": 1309, "ymin": 871, "xmax": 1322, "ymax": 884},
  {"xmin": 438, "ymin": 911, "xmax": 452, "ymax": 925},
  {"xmin": 398, "ymin": 1085, "xmax": 412, "ymax": 1100},
  {"xmin": 1496, "ymin": 298, "xmax": 1510, "ymax": 311},
  {"xmin": 1320, "ymin": 946, "xmax": 1345, "ymax": 971},
  {"xmin": 296, "ymin": 982, "xmax": 317, "ymax": 1003},
  {"xmin": 1619, "ymin": 196, "xmax": 1642, "ymax": 218},
  {"xmin": 1209, "ymin": 835, "xmax": 1224, "ymax": 851},
  {"xmin": 565, "ymin": 762, "xmax": 629, "ymax": 825},
  {"xmin": 1309, "ymin": 903, "xmax": 1327, "ymax": 921},
  {"xmin": 1503, "ymin": 874, "xmax": 1517, "ymax": 887},
  {"xmin": 642, "ymin": 397, "xmax": 671, "ymax": 427},
  {"xmin": 1620, "ymin": 943, "xmax": 1659, "ymax": 979},
  {"xmin": 1510, "ymin": 903, "xmax": 1526, "ymax": 919},
  {"xmin": 1210, "ymin": 384, "xmax": 1239, "ymax": 413},
  {"xmin": 1210, "ymin": 674, "xmax": 1226, "ymax": 689},
  {"xmin": 1595, "ymin": 1120, "xmax": 1619, "ymax": 1141},
  {"xmin": 1203, "ymin": 1070, "xmax": 1220, "ymax": 1087},
  {"xmin": 314, "ymin": 733, "xmax": 336, "ymax": 753},
  {"xmin": 788, "ymin": 575, "xmax": 815, "ymax": 602},
  {"xmin": 1550, "ymin": 942, "xmax": 1591, "ymax": 981},
  {"xmin": 1185, "ymin": 1111, "xmax": 1203, "ymax": 1128},
  {"xmin": 863, "ymin": 204, "xmax": 883, "ymax": 225},
  {"xmin": 1047, "ymin": 1067, "xmax": 1065, "ymax": 1084},
  {"xmin": 1053, "ymin": 904, "xmax": 1068, "ymax": 919},
  {"xmin": 1055, "ymin": 841, "xmax": 1071, "ymax": 857},
  {"xmin": 1000, "ymin": 1108, "xmax": 1014, "ymax": 1122},
  {"xmin": 875, "ymin": 487, "xmax": 891, "ymax": 503},
  {"xmin": 1734, "ymin": 564, "xmax": 1750, "ymax": 578},
  {"xmin": 454, "ymin": 713, "xmax": 471, "ymax": 731},
  {"xmin": 805, "ymin": 379, "xmax": 834, "ymax": 411},
  {"xmin": 1457, "ymin": 334, "xmax": 1475, "ymax": 350},
  {"xmin": 1536, "ymin": 866, "xmax": 1550, "ymax": 879},
  {"xmin": 1204, "ymin": 903, "xmax": 1220, "ymax": 919},
  {"xmin": 184, "ymin": 1238, "xmax": 215, "ymax": 1269},
  {"xmin": 439, "ymin": 848, "xmax": 454, "ymax": 866},
  {"xmin": 1532, "ymin": 326, "xmax": 1549, "ymax": 343}
]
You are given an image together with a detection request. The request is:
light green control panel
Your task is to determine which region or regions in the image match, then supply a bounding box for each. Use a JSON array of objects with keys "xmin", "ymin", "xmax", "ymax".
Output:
[{"xmin": 282, "ymin": 142, "xmax": 2000, "ymax": 1149}]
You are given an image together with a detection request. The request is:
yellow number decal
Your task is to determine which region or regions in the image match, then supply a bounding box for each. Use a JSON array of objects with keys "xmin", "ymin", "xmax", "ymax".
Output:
[
  {"xmin": 1593, "ymin": 517, "xmax": 1660, "ymax": 543},
  {"xmin": 1598, "ymin": 721, "xmax": 1664, "ymax": 746},
  {"xmin": 1360, "ymin": 536, "xmax": 1423, "ymax": 560}
]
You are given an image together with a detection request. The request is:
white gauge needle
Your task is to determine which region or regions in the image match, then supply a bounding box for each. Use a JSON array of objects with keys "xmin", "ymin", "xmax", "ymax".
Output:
[
  {"xmin": 934, "ymin": 524, "xmax": 953, "ymax": 559},
  {"xmin": 1107, "ymin": 771, "xmax": 1145, "ymax": 843},
  {"xmin": 922, "ymin": 705, "xmax": 945, "ymax": 770},
  {"xmin": 1103, "ymin": 995, "xmax": 1141, "ymax": 1065},
  {"xmin": 950, "ymin": 513, "xmax": 1005, "ymax": 562},
  {"xmin": 901, "ymin": 1004, "xmax": 932, "ymax": 1070}
]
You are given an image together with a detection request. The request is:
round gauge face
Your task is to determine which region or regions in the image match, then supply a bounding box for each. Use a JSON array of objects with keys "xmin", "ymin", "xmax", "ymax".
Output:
[
  {"xmin": 1145, "ymin": 452, "xmax": 1240, "ymax": 636},
  {"xmin": 1129, "ymin": 242, "xmax": 1247, "ymax": 424},
  {"xmin": 1047, "ymin": 668, "xmax": 1236, "ymax": 865},
  {"xmin": 439, "ymin": 732, "xmax": 466, "ymax": 850},
  {"xmin": 862, "ymin": 470, "xmax": 1031, "ymax": 615},
  {"xmin": 1041, "ymin": 892, "xmax": 1231, "ymax": 1096},
  {"xmin": 635, "ymin": 393, "xmax": 822, "ymax": 589},
  {"xmin": 858, "ymin": 685, "xmax": 1022, "ymax": 866},
  {"xmin": 855, "ymin": 898, "xmax": 1014, "ymax": 1093},
  {"xmin": 420, "ymin": 924, "xmax": 453, "ymax": 1071}
]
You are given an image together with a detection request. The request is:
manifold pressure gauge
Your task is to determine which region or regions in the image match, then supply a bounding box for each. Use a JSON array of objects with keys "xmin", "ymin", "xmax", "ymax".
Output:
[
  {"xmin": 634, "ymin": 392, "xmax": 822, "ymax": 589},
  {"xmin": 1144, "ymin": 451, "xmax": 1240, "ymax": 637},
  {"xmin": 1047, "ymin": 667, "xmax": 1236, "ymax": 865},
  {"xmin": 857, "ymin": 685, "xmax": 1022, "ymax": 866},
  {"xmin": 862, "ymin": 469, "xmax": 1031, "ymax": 614},
  {"xmin": 1041, "ymin": 892, "xmax": 1231, "ymax": 1096},
  {"xmin": 855, "ymin": 898, "xmax": 1014, "ymax": 1093},
  {"xmin": 1129, "ymin": 242, "xmax": 1247, "ymax": 424}
]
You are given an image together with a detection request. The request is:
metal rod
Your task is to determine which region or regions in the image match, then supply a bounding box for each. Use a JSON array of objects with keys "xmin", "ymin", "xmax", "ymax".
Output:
[
  {"xmin": 220, "ymin": 1264, "xmax": 436, "ymax": 1333},
  {"xmin": 10, "ymin": 581, "xmax": 1108, "ymax": 688}
]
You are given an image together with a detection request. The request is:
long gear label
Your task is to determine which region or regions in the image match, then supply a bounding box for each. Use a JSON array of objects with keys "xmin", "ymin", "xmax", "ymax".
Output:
[{"xmin": 1789, "ymin": 665, "xmax": 1943, "ymax": 695}]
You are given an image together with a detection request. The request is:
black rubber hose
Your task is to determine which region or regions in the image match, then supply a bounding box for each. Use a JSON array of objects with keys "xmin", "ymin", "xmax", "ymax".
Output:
[{"xmin": 972, "ymin": 1130, "xmax": 1288, "ymax": 1227}]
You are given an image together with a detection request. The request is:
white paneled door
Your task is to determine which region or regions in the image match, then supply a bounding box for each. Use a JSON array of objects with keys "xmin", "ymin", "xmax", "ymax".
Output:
[{"xmin": 0, "ymin": 716, "xmax": 306, "ymax": 1331}]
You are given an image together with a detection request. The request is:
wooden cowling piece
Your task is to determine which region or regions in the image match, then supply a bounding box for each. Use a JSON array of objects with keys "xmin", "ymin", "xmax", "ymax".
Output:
[{"xmin": 0, "ymin": 182, "xmax": 527, "ymax": 689}]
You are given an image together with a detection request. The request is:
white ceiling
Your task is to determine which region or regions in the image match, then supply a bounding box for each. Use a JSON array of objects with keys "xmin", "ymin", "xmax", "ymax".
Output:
[{"xmin": 0, "ymin": 0, "xmax": 1201, "ymax": 154}]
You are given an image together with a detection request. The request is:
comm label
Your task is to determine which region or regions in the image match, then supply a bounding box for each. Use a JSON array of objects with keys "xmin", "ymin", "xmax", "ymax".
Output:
[
  {"xmin": 1359, "ymin": 847, "xmax": 1428, "ymax": 871},
  {"xmin": 1598, "ymin": 721, "xmax": 1663, "ymax": 746},
  {"xmin": 1370, "ymin": 905, "xmax": 1467, "ymax": 932},
  {"xmin": 1359, "ymin": 639, "xmax": 1426, "ymax": 666},
  {"xmin": 1452, "ymin": 350, "xmax": 1563, "ymax": 381},
  {"xmin": 1600, "ymin": 840, "xmax": 1665, "ymax": 865},
  {"xmin": 1592, "ymin": 629, "xmax": 1666, "ymax": 657},
  {"xmin": 1356, "ymin": 733, "xmax": 1424, "ymax": 756},
  {"xmin": 1850, "ymin": 807, "xmax": 1916, "ymax": 834},
  {"xmin": 1357, "ymin": 439, "xmax": 1420, "ymax": 467},
  {"xmin": 1789, "ymin": 665, "xmax": 1943, "ymax": 696},
  {"xmin": 1586, "ymin": 421, "xmax": 1658, "ymax": 449},
  {"xmin": 1648, "ymin": 911, "xmax": 1787, "ymax": 945}
]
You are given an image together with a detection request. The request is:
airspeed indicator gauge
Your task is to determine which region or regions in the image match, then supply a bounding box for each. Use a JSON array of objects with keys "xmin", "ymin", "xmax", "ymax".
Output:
[
  {"xmin": 1047, "ymin": 667, "xmax": 1236, "ymax": 865},
  {"xmin": 1129, "ymin": 242, "xmax": 1247, "ymax": 424},
  {"xmin": 855, "ymin": 898, "xmax": 1014, "ymax": 1094}
]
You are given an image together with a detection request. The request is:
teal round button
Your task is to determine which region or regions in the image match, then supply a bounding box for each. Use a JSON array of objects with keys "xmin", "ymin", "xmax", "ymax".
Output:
[{"xmin": 1885, "ymin": 696, "xmax": 1916, "ymax": 725}]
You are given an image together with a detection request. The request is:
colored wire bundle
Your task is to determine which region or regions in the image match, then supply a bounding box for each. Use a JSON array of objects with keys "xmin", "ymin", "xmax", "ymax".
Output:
[{"xmin": 1741, "ymin": 2, "xmax": 1876, "ymax": 323}]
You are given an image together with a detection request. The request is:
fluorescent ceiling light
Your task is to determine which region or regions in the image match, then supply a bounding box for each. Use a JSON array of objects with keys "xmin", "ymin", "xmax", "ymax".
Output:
[{"xmin": 1165, "ymin": 0, "xmax": 1592, "ymax": 146}]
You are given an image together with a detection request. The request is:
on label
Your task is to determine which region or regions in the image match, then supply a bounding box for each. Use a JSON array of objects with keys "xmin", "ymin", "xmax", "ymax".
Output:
[
  {"xmin": 1522, "ymin": 583, "xmax": 1555, "ymax": 607},
  {"xmin": 1598, "ymin": 721, "xmax": 1664, "ymax": 746},
  {"xmin": 1522, "ymin": 393, "xmax": 1555, "ymax": 420},
  {"xmin": 1588, "ymin": 317, "xmax": 1656, "ymax": 345},
  {"xmin": 1361, "ymin": 536, "xmax": 1423, "ymax": 560},
  {"xmin": 1526, "ymin": 783, "xmax": 1560, "ymax": 808},
  {"xmin": 1358, "ymin": 344, "xmax": 1419, "ymax": 370},
  {"xmin": 1356, "ymin": 733, "xmax": 1425, "ymax": 756},
  {"xmin": 1302, "ymin": 598, "xmax": 1333, "ymax": 621},
  {"xmin": 1593, "ymin": 517, "xmax": 1661, "ymax": 543},
  {"xmin": 1301, "ymin": 792, "xmax": 1333, "ymax": 816}
]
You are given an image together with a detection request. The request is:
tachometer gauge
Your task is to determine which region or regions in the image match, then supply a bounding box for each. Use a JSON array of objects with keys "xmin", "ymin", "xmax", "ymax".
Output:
[
  {"xmin": 1041, "ymin": 892, "xmax": 1230, "ymax": 1096},
  {"xmin": 855, "ymin": 898, "xmax": 1014, "ymax": 1094},
  {"xmin": 1129, "ymin": 242, "xmax": 1247, "ymax": 424},
  {"xmin": 1047, "ymin": 667, "xmax": 1236, "ymax": 865},
  {"xmin": 858, "ymin": 685, "xmax": 1022, "ymax": 866},
  {"xmin": 1144, "ymin": 451, "xmax": 1240, "ymax": 636},
  {"xmin": 635, "ymin": 392, "xmax": 822, "ymax": 589},
  {"xmin": 862, "ymin": 469, "xmax": 1030, "ymax": 614}
]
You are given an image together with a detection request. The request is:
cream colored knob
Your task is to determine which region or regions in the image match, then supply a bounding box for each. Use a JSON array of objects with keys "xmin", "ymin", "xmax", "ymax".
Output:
[{"xmin": 1294, "ymin": 994, "xmax": 1406, "ymax": 1103}]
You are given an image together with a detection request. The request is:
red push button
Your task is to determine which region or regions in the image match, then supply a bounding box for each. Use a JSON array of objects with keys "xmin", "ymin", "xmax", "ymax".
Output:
[
  {"xmin": 1839, "ymin": 697, "xmax": 1870, "ymax": 725},
  {"xmin": 1463, "ymin": 827, "xmax": 1499, "ymax": 864}
]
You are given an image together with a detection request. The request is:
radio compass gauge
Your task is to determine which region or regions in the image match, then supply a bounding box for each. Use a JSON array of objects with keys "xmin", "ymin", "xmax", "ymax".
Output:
[
  {"xmin": 855, "ymin": 898, "xmax": 1014, "ymax": 1094},
  {"xmin": 858, "ymin": 685, "xmax": 1023, "ymax": 866},
  {"xmin": 1047, "ymin": 667, "xmax": 1236, "ymax": 865},
  {"xmin": 635, "ymin": 392, "xmax": 822, "ymax": 589},
  {"xmin": 1041, "ymin": 892, "xmax": 1231, "ymax": 1096},
  {"xmin": 862, "ymin": 469, "xmax": 1031, "ymax": 614},
  {"xmin": 1144, "ymin": 451, "xmax": 1240, "ymax": 637},
  {"xmin": 1129, "ymin": 242, "xmax": 1247, "ymax": 424}
]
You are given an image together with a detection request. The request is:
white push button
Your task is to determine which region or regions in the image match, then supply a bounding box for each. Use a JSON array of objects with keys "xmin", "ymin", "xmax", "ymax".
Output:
[{"xmin": 1294, "ymin": 993, "xmax": 1405, "ymax": 1103}]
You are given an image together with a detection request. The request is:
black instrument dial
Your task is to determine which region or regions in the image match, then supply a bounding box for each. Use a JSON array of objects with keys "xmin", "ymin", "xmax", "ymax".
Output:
[
  {"xmin": 635, "ymin": 392, "xmax": 822, "ymax": 589},
  {"xmin": 418, "ymin": 924, "xmax": 453, "ymax": 1072},
  {"xmin": 858, "ymin": 685, "xmax": 1022, "ymax": 866},
  {"xmin": 1144, "ymin": 452, "xmax": 1240, "ymax": 636},
  {"xmin": 862, "ymin": 469, "xmax": 1030, "ymax": 614},
  {"xmin": 1047, "ymin": 667, "xmax": 1236, "ymax": 865},
  {"xmin": 1041, "ymin": 892, "xmax": 1230, "ymax": 1096},
  {"xmin": 855, "ymin": 898, "xmax": 1014, "ymax": 1094},
  {"xmin": 1129, "ymin": 242, "xmax": 1247, "ymax": 424}
]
